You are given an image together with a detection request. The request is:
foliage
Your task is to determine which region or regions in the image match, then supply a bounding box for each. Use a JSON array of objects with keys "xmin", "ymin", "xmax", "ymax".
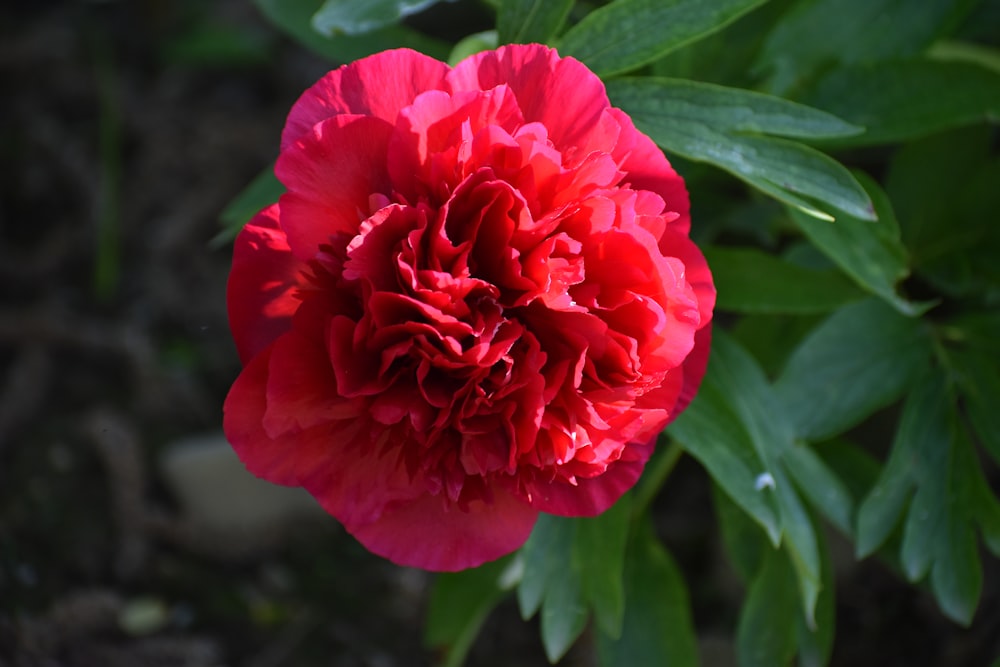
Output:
[{"xmin": 227, "ymin": 0, "xmax": 1000, "ymax": 664}]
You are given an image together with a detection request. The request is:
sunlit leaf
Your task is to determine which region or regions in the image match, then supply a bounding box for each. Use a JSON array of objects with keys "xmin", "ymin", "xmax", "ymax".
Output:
[
  {"xmin": 606, "ymin": 77, "xmax": 862, "ymax": 139},
  {"xmin": 253, "ymin": 0, "xmax": 450, "ymax": 62},
  {"xmin": 496, "ymin": 0, "xmax": 574, "ymax": 45},
  {"xmin": 312, "ymin": 0, "xmax": 447, "ymax": 36},
  {"xmin": 558, "ymin": 0, "xmax": 769, "ymax": 77},
  {"xmin": 774, "ymin": 299, "xmax": 931, "ymax": 442},
  {"xmin": 447, "ymin": 30, "xmax": 498, "ymax": 66},
  {"xmin": 608, "ymin": 78, "xmax": 874, "ymax": 221},
  {"xmin": 787, "ymin": 173, "xmax": 920, "ymax": 315}
]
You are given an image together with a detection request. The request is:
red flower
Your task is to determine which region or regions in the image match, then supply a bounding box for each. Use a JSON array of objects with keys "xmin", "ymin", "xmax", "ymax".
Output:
[{"xmin": 224, "ymin": 45, "xmax": 715, "ymax": 571}]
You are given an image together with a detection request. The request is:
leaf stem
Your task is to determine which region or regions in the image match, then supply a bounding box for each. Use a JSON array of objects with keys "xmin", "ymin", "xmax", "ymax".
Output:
[{"xmin": 631, "ymin": 437, "xmax": 684, "ymax": 521}]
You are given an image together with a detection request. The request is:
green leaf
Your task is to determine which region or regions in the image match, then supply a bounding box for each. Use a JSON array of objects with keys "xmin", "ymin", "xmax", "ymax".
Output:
[
  {"xmin": 973, "ymin": 464, "xmax": 1000, "ymax": 558},
  {"xmin": 774, "ymin": 299, "xmax": 931, "ymax": 442},
  {"xmin": 577, "ymin": 495, "xmax": 631, "ymax": 639},
  {"xmin": 787, "ymin": 173, "xmax": 919, "ymax": 315},
  {"xmin": 803, "ymin": 60, "xmax": 1000, "ymax": 146},
  {"xmin": 607, "ymin": 78, "xmax": 874, "ymax": 222},
  {"xmin": 929, "ymin": 426, "xmax": 983, "ymax": 626},
  {"xmin": 954, "ymin": 347, "xmax": 1000, "ymax": 465},
  {"xmin": 714, "ymin": 481, "xmax": 768, "ymax": 582},
  {"xmin": 516, "ymin": 513, "xmax": 574, "ymax": 620},
  {"xmin": 756, "ymin": 0, "xmax": 974, "ymax": 94},
  {"xmin": 814, "ymin": 439, "xmax": 889, "ymax": 511},
  {"xmin": 596, "ymin": 520, "xmax": 698, "ymax": 667},
  {"xmin": 674, "ymin": 333, "xmax": 823, "ymax": 624},
  {"xmin": 447, "ymin": 31, "xmax": 498, "ymax": 66},
  {"xmin": 425, "ymin": 556, "xmax": 516, "ymax": 667},
  {"xmin": 898, "ymin": 376, "xmax": 953, "ymax": 581},
  {"xmin": 929, "ymin": 40, "xmax": 1000, "ymax": 74},
  {"xmin": 517, "ymin": 514, "xmax": 586, "ymax": 662},
  {"xmin": 703, "ymin": 246, "xmax": 865, "ymax": 314},
  {"xmin": 558, "ymin": 0, "xmax": 769, "ymax": 77},
  {"xmin": 539, "ymin": 558, "xmax": 588, "ymax": 663},
  {"xmin": 606, "ymin": 77, "xmax": 862, "ymax": 139},
  {"xmin": 254, "ymin": 0, "xmax": 450, "ymax": 62},
  {"xmin": 854, "ymin": 423, "xmax": 919, "ymax": 559},
  {"xmin": 855, "ymin": 373, "xmax": 988, "ymax": 625},
  {"xmin": 517, "ymin": 504, "xmax": 633, "ymax": 662},
  {"xmin": 215, "ymin": 164, "xmax": 283, "ymax": 247},
  {"xmin": 736, "ymin": 547, "xmax": 798, "ymax": 667},
  {"xmin": 784, "ymin": 444, "xmax": 853, "ymax": 535},
  {"xmin": 668, "ymin": 379, "xmax": 782, "ymax": 546},
  {"xmin": 885, "ymin": 127, "xmax": 1000, "ymax": 299},
  {"xmin": 496, "ymin": 0, "xmax": 574, "ymax": 45},
  {"xmin": 731, "ymin": 313, "xmax": 821, "ymax": 377},
  {"xmin": 311, "ymin": 0, "xmax": 445, "ymax": 36},
  {"xmin": 796, "ymin": 523, "xmax": 836, "ymax": 667}
]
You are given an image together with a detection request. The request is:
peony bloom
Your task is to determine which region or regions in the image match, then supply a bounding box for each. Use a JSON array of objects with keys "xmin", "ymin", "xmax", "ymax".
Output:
[{"xmin": 223, "ymin": 44, "xmax": 714, "ymax": 571}]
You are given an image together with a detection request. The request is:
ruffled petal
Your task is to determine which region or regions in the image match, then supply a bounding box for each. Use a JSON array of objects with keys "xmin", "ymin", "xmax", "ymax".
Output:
[
  {"xmin": 227, "ymin": 204, "xmax": 302, "ymax": 364},
  {"xmin": 449, "ymin": 44, "xmax": 612, "ymax": 158},
  {"xmin": 276, "ymin": 115, "xmax": 395, "ymax": 260},
  {"xmin": 281, "ymin": 48, "xmax": 451, "ymax": 151}
]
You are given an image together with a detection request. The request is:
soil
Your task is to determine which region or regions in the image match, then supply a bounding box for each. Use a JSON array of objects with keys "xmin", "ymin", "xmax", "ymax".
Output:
[{"xmin": 1, "ymin": 2, "xmax": 997, "ymax": 666}]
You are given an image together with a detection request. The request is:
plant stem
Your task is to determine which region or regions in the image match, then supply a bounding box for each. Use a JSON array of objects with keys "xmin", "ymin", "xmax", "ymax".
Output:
[{"xmin": 631, "ymin": 438, "xmax": 684, "ymax": 521}]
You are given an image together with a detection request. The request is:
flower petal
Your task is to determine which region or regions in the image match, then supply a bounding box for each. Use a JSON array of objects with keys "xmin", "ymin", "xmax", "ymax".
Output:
[
  {"xmin": 347, "ymin": 488, "xmax": 538, "ymax": 571},
  {"xmin": 525, "ymin": 437, "xmax": 653, "ymax": 517},
  {"xmin": 608, "ymin": 108, "xmax": 691, "ymax": 234},
  {"xmin": 276, "ymin": 115, "xmax": 395, "ymax": 261},
  {"xmin": 227, "ymin": 204, "xmax": 302, "ymax": 364},
  {"xmin": 223, "ymin": 342, "xmax": 338, "ymax": 486},
  {"xmin": 449, "ymin": 44, "xmax": 611, "ymax": 158},
  {"xmin": 281, "ymin": 48, "xmax": 450, "ymax": 151}
]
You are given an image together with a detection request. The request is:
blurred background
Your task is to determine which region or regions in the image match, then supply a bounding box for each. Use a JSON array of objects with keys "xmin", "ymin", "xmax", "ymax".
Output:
[{"xmin": 1, "ymin": 1, "xmax": 997, "ymax": 666}]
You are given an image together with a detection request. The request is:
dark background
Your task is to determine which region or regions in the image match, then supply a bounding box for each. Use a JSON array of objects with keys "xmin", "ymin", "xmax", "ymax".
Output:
[{"xmin": 1, "ymin": 2, "xmax": 997, "ymax": 665}]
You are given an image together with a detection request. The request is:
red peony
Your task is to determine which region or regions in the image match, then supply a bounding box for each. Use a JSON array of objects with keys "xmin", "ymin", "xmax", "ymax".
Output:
[{"xmin": 223, "ymin": 44, "xmax": 715, "ymax": 571}]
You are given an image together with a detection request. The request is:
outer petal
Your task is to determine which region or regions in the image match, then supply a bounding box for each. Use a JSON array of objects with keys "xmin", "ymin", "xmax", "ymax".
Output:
[
  {"xmin": 449, "ymin": 44, "xmax": 612, "ymax": 157},
  {"xmin": 227, "ymin": 204, "xmax": 302, "ymax": 364},
  {"xmin": 660, "ymin": 229, "xmax": 716, "ymax": 328},
  {"xmin": 674, "ymin": 324, "xmax": 712, "ymax": 415},
  {"xmin": 608, "ymin": 108, "xmax": 692, "ymax": 234},
  {"xmin": 281, "ymin": 48, "xmax": 450, "ymax": 151},
  {"xmin": 223, "ymin": 342, "xmax": 338, "ymax": 486},
  {"xmin": 347, "ymin": 488, "xmax": 539, "ymax": 571},
  {"xmin": 525, "ymin": 437, "xmax": 654, "ymax": 516},
  {"xmin": 276, "ymin": 115, "xmax": 394, "ymax": 261}
]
